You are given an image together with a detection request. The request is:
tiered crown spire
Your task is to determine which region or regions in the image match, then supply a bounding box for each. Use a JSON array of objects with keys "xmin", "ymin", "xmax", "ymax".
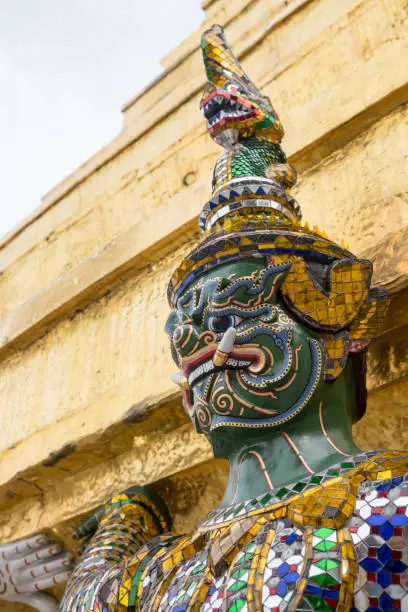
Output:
[{"xmin": 198, "ymin": 25, "xmax": 300, "ymax": 233}]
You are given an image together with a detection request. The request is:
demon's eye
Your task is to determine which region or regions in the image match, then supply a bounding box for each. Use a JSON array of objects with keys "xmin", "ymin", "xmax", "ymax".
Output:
[
  {"xmin": 207, "ymin": 314, "xmax": 242, "ymax": 333},
  {"xmin": 225, "ymin": 83, "xmax": 239, "ymax": 93}
]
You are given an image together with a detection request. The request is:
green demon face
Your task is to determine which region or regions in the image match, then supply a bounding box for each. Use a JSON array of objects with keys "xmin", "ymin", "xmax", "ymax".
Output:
[{"xmin": 166, "ymin": 258, "xmax": 324, "ymax": 434}]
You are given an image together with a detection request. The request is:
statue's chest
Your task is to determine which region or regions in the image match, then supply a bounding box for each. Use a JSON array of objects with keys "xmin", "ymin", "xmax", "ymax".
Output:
[
  {"xmin": 205, "ymin": 520, "xmax": 307, "ymax": 611},
  {"xmin": 201, "ymin": 520, "xmax": 345, "ymax": 612},
  {"xmin": 153, "ymin": 520, "xmax": 348, "ymax": 612},
  {"xmin": 137, "ymin": 457, "xmax": 408, "ymax": 611}
]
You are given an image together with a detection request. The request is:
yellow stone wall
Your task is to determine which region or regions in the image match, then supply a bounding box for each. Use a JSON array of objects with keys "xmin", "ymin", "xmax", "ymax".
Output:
[{"xmin": 0, "ymin": 0, "xmax": 407, "ymax": 607}]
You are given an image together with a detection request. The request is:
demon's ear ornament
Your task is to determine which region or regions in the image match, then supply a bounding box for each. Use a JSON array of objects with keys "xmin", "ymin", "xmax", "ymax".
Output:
[
  {"xmin": 271, "ymin": 254, "xmax": 390, "ymax": 380},
  {"xmin": 320, "ymin": 283, "xmax": 389, "ymax": 380},
  {"xmin": 349, "ymin": 287, "xmax": 390, "ymax": 348},
  {"xmin": 277, "ymin": 256, "xmax": 372, "ymax": 331},
  {"xmin": 319, "ymin": 287, "xmax": 390, "ymax": 380}
]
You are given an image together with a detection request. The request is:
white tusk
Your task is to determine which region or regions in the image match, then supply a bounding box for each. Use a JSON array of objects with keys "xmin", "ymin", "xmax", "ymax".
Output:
[
  {"xmin": 213, "ymin": 327, "xmax": 236, "ymax": 367},
  {"xmin": 218, "ymin": 327, "xmax": 237, "ymax": 353},
  {"xmin": 170, "ymin": 372, "xmax": 188, "ymax": 389}
]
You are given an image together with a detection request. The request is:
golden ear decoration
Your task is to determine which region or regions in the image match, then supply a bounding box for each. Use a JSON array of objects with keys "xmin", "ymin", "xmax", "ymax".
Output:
[
  {"xmin": 277, "ymin": 256, "xmax": 372, "ymax": 331},
  {"xmin": 349, "ymin": 288, "xmax": 390, "ymax": 343},
  {"xmin": 321, "ymin": 332, "xmax": 350, "ymax": 381}
]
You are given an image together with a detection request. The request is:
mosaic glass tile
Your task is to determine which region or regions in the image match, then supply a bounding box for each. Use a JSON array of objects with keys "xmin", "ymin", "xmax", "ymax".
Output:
[{"xmin": 59, "ymin": 451, "xmax": 408, "ymax": 610}]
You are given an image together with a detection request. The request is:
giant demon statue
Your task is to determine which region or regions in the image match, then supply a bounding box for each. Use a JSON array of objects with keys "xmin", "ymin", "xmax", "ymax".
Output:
[{"xmin": 2, "ymin": 25, "xmax": 407, "ymax": 612}]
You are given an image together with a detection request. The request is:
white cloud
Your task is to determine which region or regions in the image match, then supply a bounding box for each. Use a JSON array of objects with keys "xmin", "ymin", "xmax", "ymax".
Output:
[{"xmin": 0, "ymin": 0, "xmax": 203, "ymax": 238}]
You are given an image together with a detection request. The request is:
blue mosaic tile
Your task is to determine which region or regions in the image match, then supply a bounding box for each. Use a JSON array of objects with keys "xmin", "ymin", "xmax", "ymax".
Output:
[
  {"xmin": 361, "ymin": 558, "xmax": 382, "ymax": 572},
  {"xmin": 379, "ymin": 522, "xmax": 393, "ymax": 540}
]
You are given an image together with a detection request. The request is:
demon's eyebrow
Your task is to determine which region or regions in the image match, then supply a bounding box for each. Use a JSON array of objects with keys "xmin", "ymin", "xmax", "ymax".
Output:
[
  {"xmin": 210, "ymin": 263, "xmax": 291, "ymax": 307},
  {"xmin": 169, "ymin": 263, "xmax": 291, "ymax": 331},
  {"xmin": 178, "ymin": 278, "xmax": 223, "ymax": 319},
  {"xmin": 164, "ymin": 280, "xmax": 222, "ymax": 333}
]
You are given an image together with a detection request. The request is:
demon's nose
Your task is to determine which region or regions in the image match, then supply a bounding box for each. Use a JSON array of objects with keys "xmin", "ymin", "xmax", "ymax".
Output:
[{"xmin": 172, "ymin": 324, "xmax": 200, "ymax": 358}]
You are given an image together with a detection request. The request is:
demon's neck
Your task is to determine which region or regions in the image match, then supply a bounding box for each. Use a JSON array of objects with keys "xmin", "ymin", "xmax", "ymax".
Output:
[{"xmin": 210, "ymin": 373, "xmax": 362, "ymax": 508}]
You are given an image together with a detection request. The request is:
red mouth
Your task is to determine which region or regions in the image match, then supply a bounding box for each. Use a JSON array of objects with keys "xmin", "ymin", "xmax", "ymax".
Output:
[{"xmin": 200, "ymin": 90, "xmax": 260, "ymax": 134}]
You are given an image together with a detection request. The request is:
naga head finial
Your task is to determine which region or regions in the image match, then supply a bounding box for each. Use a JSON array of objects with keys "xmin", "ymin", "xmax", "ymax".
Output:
[{"xmin": 200, "ymin": 25, "xmax": 284, "ymax": 148}]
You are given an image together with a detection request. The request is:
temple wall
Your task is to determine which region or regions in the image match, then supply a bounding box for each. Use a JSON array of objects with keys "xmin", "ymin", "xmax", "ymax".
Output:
[{"xmin": 0, "ymin": 0, "xmax": 407, "ymax": 607}]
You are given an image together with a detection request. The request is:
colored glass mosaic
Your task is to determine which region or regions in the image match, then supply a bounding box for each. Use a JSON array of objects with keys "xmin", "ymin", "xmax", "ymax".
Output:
[{"xmin": 61, "ymin": 451, "xmax": 408, "ymax": 610}]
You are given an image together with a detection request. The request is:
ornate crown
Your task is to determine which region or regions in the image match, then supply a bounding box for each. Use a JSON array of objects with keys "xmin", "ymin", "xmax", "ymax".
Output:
[{"xmin": 167, "ymin": 25, "xmax": 389, "ymax": 382}]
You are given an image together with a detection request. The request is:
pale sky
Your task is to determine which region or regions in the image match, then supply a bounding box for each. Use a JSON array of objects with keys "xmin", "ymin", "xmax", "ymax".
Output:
[{"xmin": 0, "ymin": 0, "xmax": 204, "ymax": 239}]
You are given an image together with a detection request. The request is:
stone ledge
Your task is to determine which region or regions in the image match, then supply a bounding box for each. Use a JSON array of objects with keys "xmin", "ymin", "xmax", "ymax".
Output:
[
  {"xmin": 0, "ymin": 422, "xmax": 214, "ymax": 542},
  {"xmin": 360, "ymin": 227, "xmax": 408, "ymax": 296},
  {"xmin": 0, "ymin": 392, "xmax": 186, "ymax": 509},
  {"xmin": 0, "ymin": 181, "xmax": 203, "ymax": 359}
]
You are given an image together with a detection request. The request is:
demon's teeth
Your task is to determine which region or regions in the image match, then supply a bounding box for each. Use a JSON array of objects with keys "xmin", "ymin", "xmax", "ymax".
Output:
[
  {"xmin": 213, "ymin": 327, "xmax": 237, "ymax": 366},
  {"xmin": 187, "ymin": 354, "xmax": 252, "ymax": 388},
  {"xmin": 225, "ymin": 358, "xmax": 251, "ymax": 368},
  {"xmin": 188, "ymin": 359, "xmax": 215, "ymax": 387}
]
